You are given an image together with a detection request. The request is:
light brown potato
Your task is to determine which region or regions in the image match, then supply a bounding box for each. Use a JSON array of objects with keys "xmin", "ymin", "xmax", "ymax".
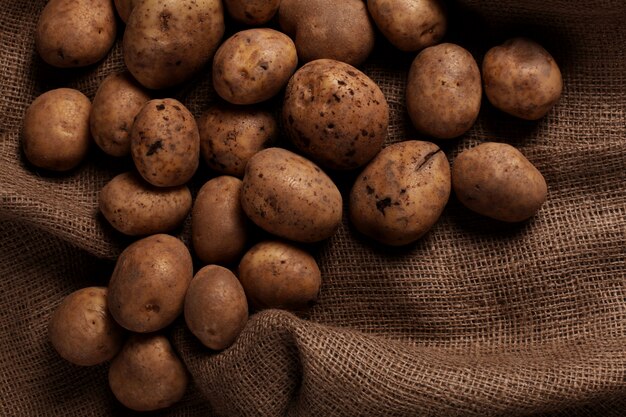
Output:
[
  {"xmin": 114, "ymin": 0, "xmax": 140, "ymax": 23},
  {"xmin": 109, "ymin": 334, "xmax": 188, "ymax": 411},
  {"xmin": 130, "ymin": 99, "xmax": 200, "ymax": 187},
  {"xmin": 108, "ymin": 234, "xmax": 193, "ymax": 332},
  {"xmin": 184, "ymin": 265, "xmax": 248, "ymax": 350},
  {"xmin": 90, "ymin": 72, "xmax": 151, "ymax": 157},
  {"xmin": 282, "ymin": 59, "xmax": 389, "ymax": 170},
  {"xmin": 123, "ymin": 0, "xmax": 225, "ymax": 89},
  {"xmin": 241, "ymin": 148, "xmax": 342, "ymax": 243},
  {"xmin": 224, "ymin": 0, "xmax": 280, "ymax": 25},
  {"xmin": 49, "ymin": 287, "xmax": 124, "ymax": 366},
  {"xmin": 99, "ymin": 172, "xmax": 192, "ymax": 236},
  {"xmin": 238, "ymin": 241, "xmax": 321, "ymax": 311},
  {"xmin": 406, "ymin": 43, "xmax": 482, "ymax": 139},
  {"xmin": 482, "ymin": 37, "xmax": 563, "ymax": 120},
  {"xmin": 36, "ymin": 0, "xmax": 116, "ymax": 67},
  {"xmin": 22, "ymin": 88, "xmax": 91, "ymax": 171},
  {"xmin": 452, "ymin": 142, "xmax": 548, "ymax": 222},
  {"xmin": 367, "ymin": 0, "xmax": 446, "ymax": 52}
]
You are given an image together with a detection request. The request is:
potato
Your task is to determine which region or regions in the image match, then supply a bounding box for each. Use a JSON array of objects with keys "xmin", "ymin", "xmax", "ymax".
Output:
[
  {"xmin": 482, "ymin": 37, "xmax": 563, "ymax": 120},
  {"xmin": 130, "ymin": 99, "xmax": 200, "ymax": 187},
  {"xmin": 198, "ymin": 104, "xmax": 277, "ymax": 178},
  {"xmin": 224, "ymin": 0, "xmax": 280, "ymax": 25},
  {"xmin": 22, "ymin": 88, "xmax": 91, "ymax": 171},
  {"xmin": 241, "ymin": 148, "xmax": 342, "ymax": 243},
  {"xmin": 406, "ymin": 43, "xmax": 482, "ymax": 139},
  {"xmin": 452, "ymin": 142, "xmax": 548, "ymax": 222},
  {"xmin": 108, "ymin": 234, "xmax": 193, "ymax": 332},
  {"xmin": 238, "ymin": 241, "xmax": 321, "ymax": 311},
  {"xmin": 90, "ymin": 72, "xmax": 150, "ymax": 157},
  {"xmin": 123, "ymin": 0, "xmax": 225, "ymax": 89},
  {"xmin": 367, "ymin": 0, "xmax": 446, "ymax": 52},
  {"xmin": 49, "ymin": 287, "xmax": 124, "ymax": 366},
  {"xmin": 184, "ymin": 265, "xmax": 248, "ymax": 350},
  {"xmin": 109, "ymin": 334, "xmax": 188, "ymax": 411},
  {"xmin": 99, "ymin": 172, "xmax": 192, "ymax": 236},
  {"xmin": 282, "ymin": 59, "xmax": 389, "ymax": 170},
  {"xmin": 279, "ymin": 0, "xmax": 375, "ymax": 66},
  {"xmin": 350, "ymin": 140, "xmax": 451, "ymax": 246},
  {"xmin": 213, "ymin": 29, "xmax": 298, "ymax": 105},
  {"xmin": 36, "ymin": 0, "xmax": 116, "ymax": 67},
  {"xmin": 114, "ymin": 0, "xmax": 140, "ymax": 23}
]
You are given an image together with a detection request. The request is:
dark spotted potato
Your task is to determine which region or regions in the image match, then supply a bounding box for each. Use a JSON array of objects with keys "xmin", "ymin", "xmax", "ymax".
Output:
[{"xmin": 224, "ymin": 0, "xmax": 280, "ymax": 25}]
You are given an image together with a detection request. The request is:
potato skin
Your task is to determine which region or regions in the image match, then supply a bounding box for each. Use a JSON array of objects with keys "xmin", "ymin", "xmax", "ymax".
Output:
[
  {"xmin": 452, "ymin": 142, "xmax": 548, "ymax": 222},
  {"xmin": 350, "ymin": 141, "xmax": 451, "ymax": 246},
  {"xmin": 282, "ymin": 59, "xmax": 389, "ymax": 170},
  {"xmin": 109, "ymin": 334, "xmax": 188, "ymax": 411},
  {"xmin": 108, "ymin": 234, "xmax": 193, "ymax": 333},
  {"xmin": 184, "ymin": 265, "xmax": 248, "ymax": 350},
  {"xmin": 241, "ymin": 148, "xmax": 342, "ymax": 243},
  {"xmin": 482, "ymin": 37, "xmax": 563, "ymax": 120},
  {"xmin": 406, "ymin": 43, "xmax": 482, "ymax": 139},
  {"xmin": 224, "ymin": 0, "xmax": 280, "ymax": 25},
  {"xmin": 99, "ymin": 172, "xmax": 192, "ymax": 236},
  {"xmin": 238, "ymin": 241, "xmax": 321, "ymax": 311},
  {"xmin": 114, "ymin": 0, "xmax": 140, "ymax": 23},
  {"xmin": 22, "ymin": 88, "xmax": 91, "ymax": 171},
  {"xmin": 49, "ymin": 287, "xmax": 124, "ymax": 366}
]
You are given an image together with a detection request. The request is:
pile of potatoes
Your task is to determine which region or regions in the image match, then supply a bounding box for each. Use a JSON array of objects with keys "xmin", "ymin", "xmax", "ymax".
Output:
[{"xmin": 25, "ymin": 0, "xmax": 562, "ymax": 411}]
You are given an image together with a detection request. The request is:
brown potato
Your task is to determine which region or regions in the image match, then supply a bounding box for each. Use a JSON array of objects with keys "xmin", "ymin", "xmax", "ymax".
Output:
[
  {"xmin": 452, "ymin": 142, "xmax": 548, "ymax": 222},
  {"xmin": 22, "ymin": 88, "xmax": 91, "ymax": 171},
  {"xmin": 282, "ymin": 59, "xmax": 389, "ymax": 170},
  {"xmin": 224, "ymin": 0, "xmax": 280, "ymax": 25},
  {"xmin": 238, "ymin": 241, "xmax": 321, "ymax": 310},
  {"xmin": 350, "ymin": 140, "xmax": 451, "ymax": 246},
  {"xmin": 130, "ymin": 99, "xmax": 200, "ymax": 187},
  {"xmin": 241, "ymin": 148, "xmax": 342, "ymax": 243},
  {"xmin": 109, "ymin": 334, "xmax": 188, "ymax": 411},
  {"xmin": 184, "ymin": 265, "xmax": 248, "ymax": 350},
  {"xmin": 49, "ymin": 287, "xmax": 124, "ymax": 366},
  {"xmin": 483, "ymin": 37, "xmax": 563, "ymax": 120},
  {"xmin": 406, "ymin": 43, "xmax": 482, "ymax": 139},
  {"xmin": 108, "ymin": 234, "xmax": 193, "ymax": 332},
  {"xmin": 114, "ymin": 0, "xmax": 140, "ymax": 23}
]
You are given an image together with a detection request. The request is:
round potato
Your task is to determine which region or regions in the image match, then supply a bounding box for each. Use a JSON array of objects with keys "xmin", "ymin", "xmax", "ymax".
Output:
[
  {"xmin": 22, "ymin": 88, "xmax": 91, "ymax": 171},
  {"xmin": 238, "ymin": 241, "xmax": 321, "ymax": 311},
  {"xmin": 130, "ymin": 99, "xmax": 200, "ymax": 187},
  {"xmin": 406, "ymin": 43, "xmax": 482, "ymax": 139},
  {"xmin": 350, "ymin": 140, "xmax": 451, "ymax": 246},
  {"xmin": 482, "ymin": 37, "xmax": 563, "ymax": 120},
  {"xmin": 282, "ymin": 59, "xmax": 389, "ymax": 170},
  {"xmin": 184, "ymin": 265, "xmax": 248, "ymax": 350},
  {"xmin": 224, "ymin": 0, "xmax": 280, "ymax": 25},
  {"xmin": 452, "ymin": 142, "xmax": 548, "ymax": 222},
  {"xmin": 241, "ymin": 148, "xmax": 342, "ymax": 243},
  {"xmin": 114, "ymin": 0, "xmax": 140, "ymax": 23},
  {"xmin": 109, "ymin": 334, "xmax": 188, "ymax": 411},
  {"xmin": 108, "ymin": 234, "xmax": 193, "ymax": 333},
  {"xmin": 36, "ymin": 0, "xmax": 116, "ymax": 67},
  {"xmin": 99, "ymin": 172, "xmax": 192, "ymax": 236},
  {"xmin": 49, "ymin": 287, "xmax": 124, "ymax": 366},
  {"xmin": 90, "ymin": 72, "xmax": 151, "ymax": 157}
]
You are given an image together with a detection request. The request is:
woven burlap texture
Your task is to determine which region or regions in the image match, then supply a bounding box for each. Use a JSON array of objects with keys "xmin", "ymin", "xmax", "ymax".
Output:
[{"xmin": 1, "ymin": 0, "xmax": 625, "ymax": 416}]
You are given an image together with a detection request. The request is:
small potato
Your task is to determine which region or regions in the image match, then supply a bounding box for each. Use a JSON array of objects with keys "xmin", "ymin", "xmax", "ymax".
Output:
[
  {"xmin": 114, "ymin": 0, "xmax": 140, "ymax": 23},
  {"xmin": 109, "ymin": 334, "xmax": 188, "ymax": 411},
  {"xmin": 350, "ymin": 140, "xmax": 451, "ymax": 246},
  {"xmin": 49, "ymin": 287, "xmax": 124, "ymax": 366},
  {"xmin": 406, "ymin": 43, "xmax": 482, "ymax": 139},
  {"xmin": 36, "ymin": 0, "xmax": 116, "ymax": 67},
  {"xmin": 282, "ymin": 59, "xmax": 389, "ymax": 170},
  {"xmin": 22, "ymin": 88, "xmax": 91, "ymax": 171},
  {"xmin": 198, "ymin": 104, "xmax": 277, "ymax": 177},
  {"xmin": 108, "ymin": 234, "xmax": 193, "ymax": 333},
  {"xmin": 131, "ymin": 99, "xmax": 200, "ymax": 187},
  {"xmin": 90, "ymin": 72, "xmax": 151, "ymax": 157},
  {"xmin": 452, "ymin": 142, "xmax": 547, "ymax": 222},
  {"xmin": 184, "ymin": 265, "xmax": 248, "ymax": 350},
  {"xmin": 482, "ymin": 37, "xmax": 563, "ymax": 120},
  {"xmin": 99, "ymin": 172, "xmax": 192, "ymax": 236},
  {"xmin": 238, "ymin": 241, "xmax": 321, "ymax": 311},
  {"xmin": 241, "ymin": 148, "xmax": 342, "ymax": 243},
  {"xmin": 224, "ymin": 0, "xmax": 280, "ymax": 25}
]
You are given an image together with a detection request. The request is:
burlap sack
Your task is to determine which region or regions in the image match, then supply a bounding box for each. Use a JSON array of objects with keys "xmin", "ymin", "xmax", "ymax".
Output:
[{"xmin": 1, "ymin": 0, "xmax": 625, "ymax": 415}]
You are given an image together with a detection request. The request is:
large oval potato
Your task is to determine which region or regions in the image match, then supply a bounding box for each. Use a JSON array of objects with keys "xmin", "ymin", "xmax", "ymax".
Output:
[{"xmin": 224, "ymin": 0, "xmax": 280, "ymax": 25}]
